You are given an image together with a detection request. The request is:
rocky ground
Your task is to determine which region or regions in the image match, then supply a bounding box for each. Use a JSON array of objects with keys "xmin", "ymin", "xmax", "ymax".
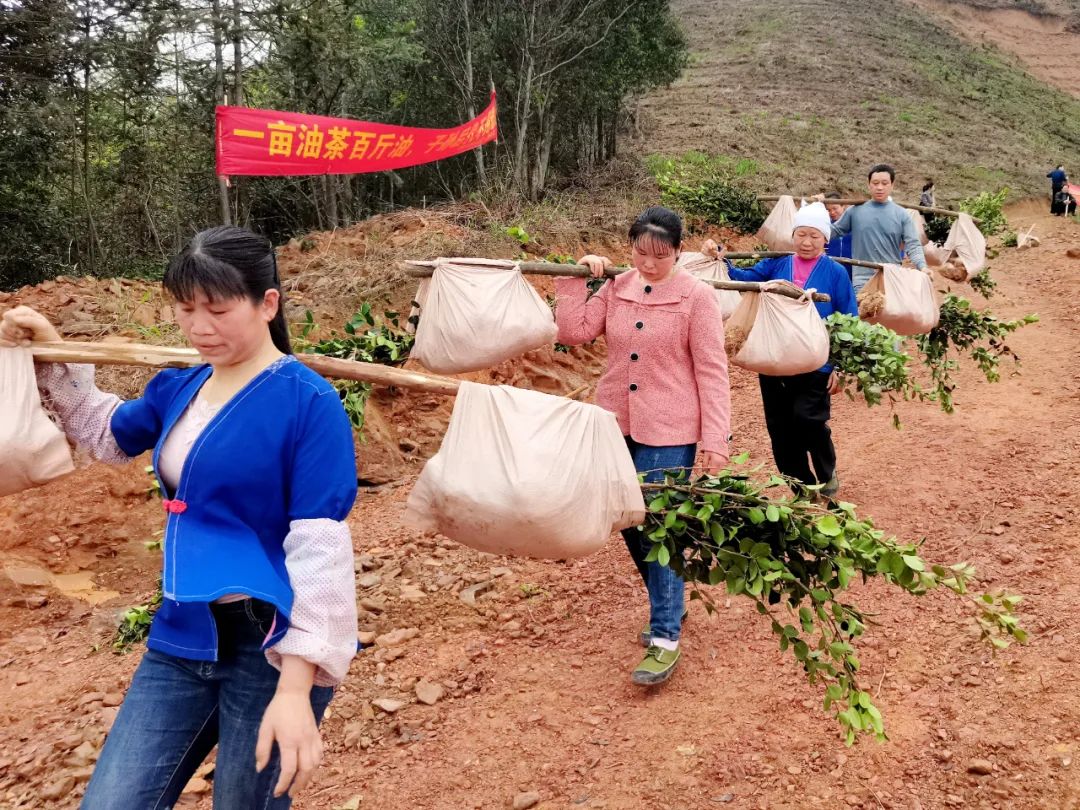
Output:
[{"xmin": 1, "ymin": 201, "xmax": 1079, "ymax": 809}]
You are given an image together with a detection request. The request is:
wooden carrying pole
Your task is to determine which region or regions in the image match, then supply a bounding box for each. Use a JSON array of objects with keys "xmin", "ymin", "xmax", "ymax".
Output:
[
  {"xmin": 756, "ymin": 195, "xmax": 978, "ymax": 223},
  {"xmin": 29, "ymin": 341, "xmax": 462, "ymax": 396},
  {"xmin": 404, "ymin": 260, "xmax": 835, "ymax": 302},
  {"xmin": 721, "ymin": 252, "xmax": 883, "ymax": 271}
]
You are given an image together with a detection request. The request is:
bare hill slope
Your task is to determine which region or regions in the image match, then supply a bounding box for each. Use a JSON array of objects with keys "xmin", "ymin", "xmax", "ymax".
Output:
[{"xmin": 637, "ymin": 0, "xmax": 1080, "ymax": 200}]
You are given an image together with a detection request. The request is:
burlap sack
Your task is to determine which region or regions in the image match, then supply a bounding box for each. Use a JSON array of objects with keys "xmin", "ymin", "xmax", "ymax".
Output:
[
  {"xmin": 676, "ymin": 251, "xmax": 742, "ymax": 319},
  {"xmin": 756, "ymin": 196, "xmax": 799, "ymax": 251},
  {"xmin": 942, "ymin": 213, "xmax": 987, "ymax": 280},
  {"xmin": 858, "ymin": 264, "xmax": 939, "ymax": 335},
  {"xmin": 411, "ymin": 258, "xmax": 558, "ymax": 374},
  {"xmin": 725, "ymin": 288, "xmax": 829, "ymax": 375},
  {"xmin": 404, "ymin": 382, "xmax": 645, "ymax": 559},
  {"xmin": 0, "ymin": 349, "xmax": 74, "ymax": 497}
]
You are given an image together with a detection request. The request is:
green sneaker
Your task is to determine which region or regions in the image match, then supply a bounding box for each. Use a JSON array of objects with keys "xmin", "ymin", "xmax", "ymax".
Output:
[
  {"xmin": 640, "ymin": 610, "xmax": 689, "ymax": 647},
  {"xmin": 820, "ymin": 474, "xmax": 840, "ymax": 500},
  {"xmin": 632, "ymin": 645, "xmax": 681, "ymax": 686}
]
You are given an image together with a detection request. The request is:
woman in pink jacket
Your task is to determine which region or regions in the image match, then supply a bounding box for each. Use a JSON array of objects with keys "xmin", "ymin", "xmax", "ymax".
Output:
[{"xmin": 555, "ymin": 207, "xmax": 731, "ymax": 686}]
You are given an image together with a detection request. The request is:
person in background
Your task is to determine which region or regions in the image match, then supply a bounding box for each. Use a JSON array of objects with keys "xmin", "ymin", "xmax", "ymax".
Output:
[
  {"xmin": 824, "ymin": 192, "xmax": 853, "ymax": 279},
  {"xmin": 1047, "ymin": 165, "xmax": 1068, "ymax": 212},
  {"xmin": 1052, "ymin": 185, "xmax": 1077, "ymax": 216},
  {"xmin": 821, "ymin": 164, "xmax": 929, "ymax": 293},
  {"xmin": 920, "ymin": 179, "xmax": 936, "ymax": 209},
  {"xmin": 705, "ymin": 203, "xmax": 857, "ymax": 499},
  {"xmin": 555, "ymin": 206, "xmax": 731, "ymax": 688}
]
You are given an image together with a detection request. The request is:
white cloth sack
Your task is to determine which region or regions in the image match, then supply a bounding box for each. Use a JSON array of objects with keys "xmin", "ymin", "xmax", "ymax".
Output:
[
  {"xmin": 0, "ymin": 349, "xmax": 74, "ymax": 496},
  {"xmin": 1017, "ymin": 225, "xmax": 1040, "ymax": 250},
  {"xmin": 863, "ymin": 264, "xmax": 940, "ymax": 335},
  {"xmin": 923, "ymin": 241, "xmax": 949, "ymax": 267},
  {"xmin": 676, "ymin": 251, "xmax": 742, "ymax": 319},
  {"xmin": 943, "ymin": 213, "xmax": 987, "ymax": 279},
  {"xmin": 756, "ymin": 195, "xmax": 799, "ymax": 251},
  {"xmin": 907, "ymin": 209, "xmax": 930, "ymax": 245},
  {"xmin": 404, "ymin": 382, "xmax": 645, "ymax": 559},
  {"xmin": 411, "ymin": 258, "xmax": 558, "ymax": 374},
  {"xmin": 730, "ymin": 289, "xmax": 830, "ymax": 375}
]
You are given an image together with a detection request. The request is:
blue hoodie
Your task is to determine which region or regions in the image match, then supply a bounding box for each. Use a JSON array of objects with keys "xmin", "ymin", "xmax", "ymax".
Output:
[
  {"xmin": 109, "ymin": 356, "xmax": 358, "ymax": 661},
  {"xmin": 725, "ymin": 254, "xmax": 858, "ymax": 374}
]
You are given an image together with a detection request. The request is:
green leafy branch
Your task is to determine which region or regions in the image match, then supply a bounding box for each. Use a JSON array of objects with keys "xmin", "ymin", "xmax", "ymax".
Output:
[
  {"xmin": 113, "ymin": 584, "xmax": 163, "ymax": 654},
  {"xmin": 294, "ymin": 304, "xmax": 414, "ymax": 434},
  {"xmin": 968, "ymin": 268, "xmax": 997, "ymax": 298},
  {"xmin": 960, "ymin": 188, "xmax": 1009, "ymax": 236},
  {"xmin": 914, "ymin": 294, "xmax": 1038, "ymax": 413},
  {"xmin": 826, "ymin": 314, "xmax": 924, "ymax": 427},
  {"xmin": 641, "ymin": 456, "xmax": 1025, "ymax": 744}
]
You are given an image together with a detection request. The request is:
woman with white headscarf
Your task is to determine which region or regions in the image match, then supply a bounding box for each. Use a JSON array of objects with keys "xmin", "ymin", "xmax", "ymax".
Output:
[{"xmin": 704, "ymin": 202, "xmax": 857, "ymax": 498}]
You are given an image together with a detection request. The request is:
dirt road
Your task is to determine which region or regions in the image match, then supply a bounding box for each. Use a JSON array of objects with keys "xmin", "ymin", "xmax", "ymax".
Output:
[{"xmin": 0, "ymin": 203, "xmax": 1078, "ymax": 809}]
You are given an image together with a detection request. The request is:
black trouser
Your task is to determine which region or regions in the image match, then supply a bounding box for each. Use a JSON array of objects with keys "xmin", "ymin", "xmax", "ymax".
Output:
[{"xmin": 759, "ymin": 370, "xmax": 836, "ymax": 487}]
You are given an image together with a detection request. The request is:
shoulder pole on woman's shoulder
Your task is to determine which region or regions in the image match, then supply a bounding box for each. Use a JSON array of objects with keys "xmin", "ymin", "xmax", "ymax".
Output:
[
  {"xmin": 402, "ymin": 260, "xmax": 833, "ymax": 302},
  {"xmin": 28, "ymin": 340, "xmax": 463, "ymax": 396}
]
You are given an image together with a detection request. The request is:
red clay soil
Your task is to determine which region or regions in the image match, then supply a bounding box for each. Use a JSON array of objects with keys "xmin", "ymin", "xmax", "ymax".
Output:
[
  {"xmin": 912, "ymin": 0, "xmax": 1080, "ymax": 99},
  {"xmin": 1, "ymin": 203, "xmax": 1080, "ymax": 809}
]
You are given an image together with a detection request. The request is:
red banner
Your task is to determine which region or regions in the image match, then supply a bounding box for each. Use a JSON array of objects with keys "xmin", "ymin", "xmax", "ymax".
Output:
[{"xmin": 216, "ymin": 92, "xmax": 497, "ymax": 177}]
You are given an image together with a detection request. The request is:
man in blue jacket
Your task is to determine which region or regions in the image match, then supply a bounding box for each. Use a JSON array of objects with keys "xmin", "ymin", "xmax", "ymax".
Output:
[
  {"xmin": 824, "ymin": 192, "xmax": 853, "ymax": 280},
  {"xmin": 1048, "ymin": 165, "xmax": 1068, "ymax": 212}
]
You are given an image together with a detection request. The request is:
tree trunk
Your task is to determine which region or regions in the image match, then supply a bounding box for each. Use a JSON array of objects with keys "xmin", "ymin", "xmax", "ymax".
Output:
[
  {"xmin": 231, "ymin": 0, "xmax": 244, "ymax": 224},
  {"xmin": 80, "ymin": 4, "xmax": 97, "ymax": 273},
  {"xmin": 324, "ymin": 176, "xmax": 339, "ymax": 229},
  {"xmin": 461, "ymin": 0, "xmax": 486, "ymax": 185},
  {"xmin": 171, "ymin": 28, "xmax": 182, "ymax": 251},
  {"xmin": 211, "ymin": 0, "xmax": 232, "ymax": 225},
  {"xmin": 532, "ymin": 108, "xmax": 553, "ymax": 199},
  {"xmin": 231, "ymin": 0, "xmax": 243, "ymax": 105},
  {"xmin": 512, "ymin": 10, "xmax": 535, "ymax": 193}
]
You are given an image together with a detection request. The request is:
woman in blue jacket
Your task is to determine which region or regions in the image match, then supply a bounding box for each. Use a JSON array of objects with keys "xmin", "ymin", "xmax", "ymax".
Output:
[
  {"xmin": 705, "ymin": 202, "xmax": 858, "ymax": 498},
  {"xmin": 0, "ymin": 227, "xmax": 358, "ymax": 809}
]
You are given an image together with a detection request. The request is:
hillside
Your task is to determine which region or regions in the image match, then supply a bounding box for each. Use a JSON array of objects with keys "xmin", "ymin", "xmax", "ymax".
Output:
[
  {"xmin": 636, "ymin": 0, "xmax": 1080, "ymax": 202},
  {"xmin": 915, "ymin": 0, "xmax": 1080, "ymax": 99}
]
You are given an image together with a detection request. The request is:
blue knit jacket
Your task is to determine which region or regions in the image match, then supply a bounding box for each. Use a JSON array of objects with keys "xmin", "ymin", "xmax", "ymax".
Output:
[
  {"xmin": 109, "ymin": 356, "xmax": 358, "ymax": 661},
  {"xmin": 725, "ymin": 254, "xmax": 858, "ymax": 374}
]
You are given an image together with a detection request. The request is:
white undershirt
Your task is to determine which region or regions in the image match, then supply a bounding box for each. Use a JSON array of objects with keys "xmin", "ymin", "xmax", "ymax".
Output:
[
  {"xmin": 158, "ymin": 396, "xmax": 221, "ymax": 493},
  {"xmin": 158, "ymin": 396, "xmax": 247, "ymax": 604}
]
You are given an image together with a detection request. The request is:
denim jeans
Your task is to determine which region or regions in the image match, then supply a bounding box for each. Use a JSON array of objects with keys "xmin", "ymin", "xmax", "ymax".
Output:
[
  {"xmin": 622, "ymin": 437, "xmax": 697, "ymax": 642},
  {"xmin": 82, "ymin": 599, "xmax": 334, "ymax": 810}
]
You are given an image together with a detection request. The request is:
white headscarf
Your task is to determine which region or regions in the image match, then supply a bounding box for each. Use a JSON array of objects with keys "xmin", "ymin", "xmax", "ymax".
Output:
[{"xmin": 791, "ymin": 202, "xmax": 832, "ymax": 241}]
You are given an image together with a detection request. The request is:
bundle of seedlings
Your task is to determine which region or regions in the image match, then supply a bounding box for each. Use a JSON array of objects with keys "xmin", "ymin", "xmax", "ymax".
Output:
[{"xmin": 641, "ymin": 458, "xmax": 1026, "ymax": 743}]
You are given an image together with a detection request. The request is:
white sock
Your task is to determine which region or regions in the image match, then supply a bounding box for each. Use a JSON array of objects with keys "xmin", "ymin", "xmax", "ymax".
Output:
[{"xmin": 651, "ymin": 636, "xmax": 679, "ymax": 651}]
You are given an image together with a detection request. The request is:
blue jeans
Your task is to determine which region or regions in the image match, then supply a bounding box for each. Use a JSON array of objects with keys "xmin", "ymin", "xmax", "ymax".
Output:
[
  {"xmin": 82, "ymin": 600, "xmax": 334, "ymax": 810},
  {"xmin": 622, "ymin": 437, "xmax": 696, "ymax": 642}
]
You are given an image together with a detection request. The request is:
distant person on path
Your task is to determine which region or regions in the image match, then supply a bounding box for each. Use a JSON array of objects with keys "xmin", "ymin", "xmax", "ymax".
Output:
[
  {"xmin": 1051, "ymin": 186, "xmax": 1077, "ymax": 216},
  {"xmin": 920, "ymin": 179, "xmax": 936, "ymax": 209},
  {"xmin": 1048, "ymin": 165, "xmax": 1068, "ymax": 212},
  {"xmin": 820, "ymin": 164, "xmax": 928, "ymax": 293},
  {"xmin": 823, "ymin": 192, "xmax": 853, "ymax": 277},
  {"xmin": 555, "ymin": 206, "xmax": 731, "ymax": 688}
]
